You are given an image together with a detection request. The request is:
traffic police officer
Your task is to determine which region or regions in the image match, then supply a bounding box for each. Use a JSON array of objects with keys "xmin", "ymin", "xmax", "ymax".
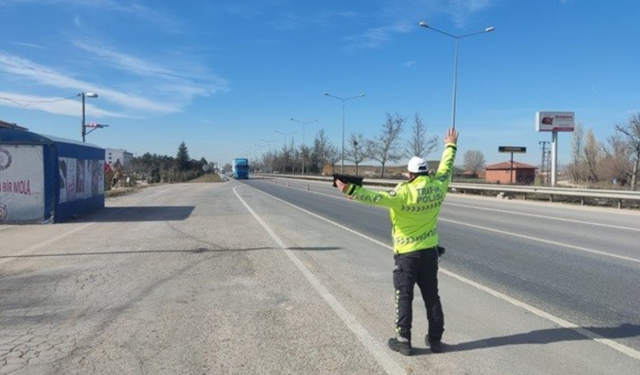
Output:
[{"xmin": 335, "ymin": 127, "xmax": 458, "ymax": 356}]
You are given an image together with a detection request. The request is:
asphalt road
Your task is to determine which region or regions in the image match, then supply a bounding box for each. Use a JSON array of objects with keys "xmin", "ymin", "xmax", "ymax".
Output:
[{"xmin": 1, "ymin": 177, "xmax": 639, "ymax": 375}]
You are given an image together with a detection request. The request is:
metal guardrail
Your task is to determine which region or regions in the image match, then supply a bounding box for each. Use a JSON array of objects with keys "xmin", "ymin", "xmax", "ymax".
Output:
[{"xmin": 257, "ymin": 174, "xmax": 640, "ymax": 210}]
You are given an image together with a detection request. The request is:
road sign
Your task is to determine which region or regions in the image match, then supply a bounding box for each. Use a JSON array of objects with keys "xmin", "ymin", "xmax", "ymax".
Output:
[{"xmin": 499, "ymin": 146, "xmax": 526, "ymax": 153}]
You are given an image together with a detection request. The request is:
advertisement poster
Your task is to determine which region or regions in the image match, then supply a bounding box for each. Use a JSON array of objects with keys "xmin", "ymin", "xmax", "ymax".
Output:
[
  {"xmin": 0, "ymin": 145, "xmax": 44, "ymax": 222},
  {"xmin": 59, "ymin": 157, "xmax": 104, "ymax": 203},
  {"xmin": 59, "ymin": 157, "xmax": 77, "ymax": 203}
]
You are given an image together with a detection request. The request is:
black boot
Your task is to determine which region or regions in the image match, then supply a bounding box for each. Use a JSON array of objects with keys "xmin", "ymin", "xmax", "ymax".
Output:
[
  {"xmin": 425, "ymin": 335, "xmax": 444, "ymax": 353},
  {"xmin": 388, "ymin": 338, "xmax": 412, "ymax": 356}
]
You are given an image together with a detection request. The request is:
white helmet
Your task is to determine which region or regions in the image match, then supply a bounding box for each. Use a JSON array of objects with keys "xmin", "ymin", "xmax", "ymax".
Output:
[{"xmin": 407, "ymin": 156, "xmax": 428, "ymax": 173}]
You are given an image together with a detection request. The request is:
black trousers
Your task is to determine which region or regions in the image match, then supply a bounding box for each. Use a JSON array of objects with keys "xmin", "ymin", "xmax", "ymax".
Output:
[{"xmin": 393, "ymin": 248, "xmax": 444, "ymax": 342}]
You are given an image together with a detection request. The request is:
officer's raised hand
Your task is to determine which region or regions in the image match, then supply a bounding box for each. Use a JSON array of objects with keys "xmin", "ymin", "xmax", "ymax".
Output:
[{"xmin": 445, "ymin": 127, "xmax": 459, "ymax": 145}]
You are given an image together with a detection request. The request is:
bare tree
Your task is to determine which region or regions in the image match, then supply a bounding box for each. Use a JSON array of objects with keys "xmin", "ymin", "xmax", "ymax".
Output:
[
  {"xmin": 583, "ymin": 128, "xmax": 601, "ymax": 183},
  {"xmin": 369, "ymin": 113, "xmax": 405, "ymax": 178},
  {"xmin": 406, "ymin": 113, "xmax": 438, "ymax": 158},
  {"xmin": 346, "ymin": 132, "xmax": 368, "ymax": 176},
  {"xmin": 324, "ymin": 144, "xmax": 340, "ymax": 175},
  {"xmin": 615, "ymin": 112, "xmax": 640, "ymax": 190},
  {"xmin": 310, "ymin": 129, "xmax": 330, "ymax": 174},
  {"xmin": 601, "ymin": 134, "xmax": 632, "ymax": 186},
  {"xmin": 569, "ymin": 123, "xmax": 584, "ymax": 181},
  {"xmin": 463, "ymin": 150, "xmax": 486, "ymax": 177}
]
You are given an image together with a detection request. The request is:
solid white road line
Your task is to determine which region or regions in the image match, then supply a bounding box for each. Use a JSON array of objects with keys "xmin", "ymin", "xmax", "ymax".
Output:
[
  {"xmin": 233, "ymin": 186, "xmax": 406, "ymax": 375},
  {"xmin": 244, "ymin": 184, "xmax": 640, "ymax": 362}
]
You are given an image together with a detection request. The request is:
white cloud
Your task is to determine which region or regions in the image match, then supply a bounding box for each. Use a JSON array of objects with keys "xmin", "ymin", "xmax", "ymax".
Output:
[
  {"xmin": 403, "ymin": 61, "xmax": 416, "ymax": 68},
  {"xmin": 8, "ymin": 41, "xmax": 44, "ymax": 49},
  {"xmin": 0, "ymin": 51, "xmax": 202, "ymax": 115},
  {"xmin": 346, "ymin": 0, "xmax": 498, "ymax": 49},
  {"xmin": 347, "ymin": 20, "xmax": 413, "ymax": 49},
  {"xmin": 0, "ymin": 0, "xmax": 183, "ymax": 32},
  {"xmin": 0, "ymin": 91, "xmax": 134, "ymax": 118},
  {"xmin": 448, "ymin": 0, "xmax": 497, "ymax": 28},
  {"xmin": 70, "ymin": 41, "xmax": 227, "ymax": 103}
]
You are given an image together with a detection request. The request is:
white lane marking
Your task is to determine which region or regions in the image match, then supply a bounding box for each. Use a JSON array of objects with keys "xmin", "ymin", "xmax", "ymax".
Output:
[
  {"xmin": 446, "ymin": 202, "xmax": 640, "ymax": 233},
  {"xmin": 246, "ymin": 184, "xmax": 640, "ymax": 362},
  {"xmin": 233, "ymin": 187, "xmax": 405, "ymax": 375},
  {"xmin": 440, "ymin": 269, "xmax": 640, "ymax": 361},
  {"xmin": 440, "ymin": 218, "xmax": 640, "ymax": 264}
]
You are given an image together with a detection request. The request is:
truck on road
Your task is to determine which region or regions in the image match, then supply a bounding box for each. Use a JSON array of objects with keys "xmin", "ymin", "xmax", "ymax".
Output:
[{"xmin": 232, "ymin": 158, "xmax": 249, "ymax": 179}]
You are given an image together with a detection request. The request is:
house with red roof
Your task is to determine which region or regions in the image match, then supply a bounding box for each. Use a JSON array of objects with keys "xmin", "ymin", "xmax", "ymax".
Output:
[{"xmin": 485, "ymin": 161, "xmax": 537, "ymax": 185}]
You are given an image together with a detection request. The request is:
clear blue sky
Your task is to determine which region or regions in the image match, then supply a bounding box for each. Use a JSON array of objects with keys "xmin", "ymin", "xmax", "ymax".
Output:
[{"xmin": 1, "ymin": 0, "xmax": 639, "ymax": 168}]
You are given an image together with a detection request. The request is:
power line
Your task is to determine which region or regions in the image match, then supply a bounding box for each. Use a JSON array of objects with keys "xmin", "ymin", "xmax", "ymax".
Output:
[{"xmin": 0, "ymin": 94, "xmax": 78, "ymax": 107}]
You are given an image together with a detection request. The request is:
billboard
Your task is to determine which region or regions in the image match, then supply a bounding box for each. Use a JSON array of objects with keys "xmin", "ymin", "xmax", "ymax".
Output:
[
  {"xmin": 0, "ymin": 145, "xmax": 45, "ymax": 222},
  {"xmin": 535, "ymin": 111, "xmax": 575, "ymax": 132}
]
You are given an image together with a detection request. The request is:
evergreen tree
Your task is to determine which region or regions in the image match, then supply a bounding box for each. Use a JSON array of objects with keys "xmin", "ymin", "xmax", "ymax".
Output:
[{"xmin": 176, "ymin": 141, "xmax": 190, "ymax": 171}]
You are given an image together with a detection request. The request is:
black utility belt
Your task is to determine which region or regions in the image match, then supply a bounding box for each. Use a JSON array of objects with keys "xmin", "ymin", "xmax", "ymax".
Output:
[{"xmin": 395, "ymin": 246, "xmax": 442, "ymax": 255}]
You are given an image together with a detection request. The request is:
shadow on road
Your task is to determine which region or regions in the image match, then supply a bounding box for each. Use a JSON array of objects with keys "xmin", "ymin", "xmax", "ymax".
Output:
[
  {"xmin": 0, "ymin": 247, "xmax": 342, "ymax": 259},
  {"xmin": 70, "ymin": 206, "xmax": 196, "ymax": 222},
  {"xmin": 443, "ymin": 323, "xmax": 640, "ymax": 352}
]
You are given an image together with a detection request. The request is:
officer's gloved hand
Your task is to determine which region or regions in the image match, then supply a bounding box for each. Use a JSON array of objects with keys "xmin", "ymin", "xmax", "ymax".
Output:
[{"xmin": 437, "ymin": 246, "xmax": 446, "ymax": 263}]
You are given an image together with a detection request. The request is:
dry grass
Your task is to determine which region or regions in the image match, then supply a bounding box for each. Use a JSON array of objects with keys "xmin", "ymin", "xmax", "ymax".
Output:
[{"xmin": 188, "ymin": 174, "xmax": 223, "ymax": 183}]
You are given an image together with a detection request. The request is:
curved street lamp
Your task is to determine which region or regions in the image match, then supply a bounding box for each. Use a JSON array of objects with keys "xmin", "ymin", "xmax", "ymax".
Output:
[
  {"xmin": 419, "ymin": 22, "xmax": 494, "ymax": 129},
  {"xmin": 323, "ymin": 92, "xmax": 365, "ymax": 173},
  {"xmin": 290, "ymin": 118, "xmax": 318, "ymax": 175}
]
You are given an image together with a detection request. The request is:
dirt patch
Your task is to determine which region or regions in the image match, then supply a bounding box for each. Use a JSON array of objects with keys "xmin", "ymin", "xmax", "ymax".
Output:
[
  {"xmin": 188, "ymin": 174, "xmax": 223, "ymax": 183},
  {"xmin": 105, "ymin": 187, "xmax": 141, "ymax": 198}
]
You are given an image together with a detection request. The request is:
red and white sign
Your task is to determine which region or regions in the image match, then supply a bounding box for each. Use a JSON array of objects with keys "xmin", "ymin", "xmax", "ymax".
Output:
[
  {"xmin": 535, "ymin": 111, "xmax": 575, "ymax": 132},
  {"xmin": 0, "ymin": 145, "xmax": 44, "ymax": 222}
]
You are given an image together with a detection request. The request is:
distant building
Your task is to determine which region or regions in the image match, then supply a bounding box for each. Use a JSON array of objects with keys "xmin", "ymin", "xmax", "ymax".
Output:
[
  {"xmin": 105, "ymin": 148, "xmax": 133, "ymax": 167},
  {"xmin": 485, "ymin": 161, "xmax": 537, "ymax": 185}
]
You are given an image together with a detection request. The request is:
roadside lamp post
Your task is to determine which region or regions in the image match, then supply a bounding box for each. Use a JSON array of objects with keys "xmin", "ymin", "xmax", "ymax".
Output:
[
  {"xmin": 275, "ymin": 130, "xmax": 296, "ymax": 150},
  {"xmin": 323, "ymin": 92, "xmax": 365, "ymax": 173},
  {"xmin": 290, "ymin": 118, "xmax": 318, "ymax": 175},
  {"xmin": 79, "ymin": 92, "xmax": 98, "ymax": 142},
  {"xmin": 418, "ymin": 22, "xmax": 494, "ymax": 130},
  {"xmin": 84, "ymin": 123, "xmax": 109, "ymax": 138},
  {"xmin": 260, "ymin": 138, "xmax": 275, "ymax": 153}
]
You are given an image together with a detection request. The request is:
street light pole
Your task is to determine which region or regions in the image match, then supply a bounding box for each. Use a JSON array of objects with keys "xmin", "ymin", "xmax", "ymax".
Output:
[
  {"xmin": 419, "ymin": 22, "xmax": 494, "ymax": 130},
  {"xmin": 260, "ymin": 139, "xmax": 275, "ymax": 154},
  {"xmin": 275, "ymin": 130, "xmax": 296, "ymax": 150},
  {"xmin": 79, "ymin": 92, "xmax": 99, "ymax": 142},
  {"xmin": 290, "ymin": 118, "xmax": 318, "ymax": 175},
  {"xmin": 323, "ymin": 92, "xmax": 365, "ymax": 173}
]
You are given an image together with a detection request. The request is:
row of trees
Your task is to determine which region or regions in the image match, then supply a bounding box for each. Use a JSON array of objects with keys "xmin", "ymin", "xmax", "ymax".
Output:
[
  {"xmin": 127, "ymin": 142, "xmax": 211, "ymax": 183},
  {"xmin": 255, "ymin": 113, "xmax": 442, "ymax": 178},
  {"xmin": 253, "ymin": 112, "xmax": 488, "ymax": 179},
  {"xmin": 568, "ymin": 112, "xmax": 640, "ymax": 190}
]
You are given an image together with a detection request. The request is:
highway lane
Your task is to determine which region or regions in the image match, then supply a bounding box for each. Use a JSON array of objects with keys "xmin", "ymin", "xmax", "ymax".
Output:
[
  {"xmin": 2, "ymin": 178, "xmax": 639, "ymax": 374},
  {"xmin": 246, "ymin": 176, "xmax": 640, "ymax": 352}
]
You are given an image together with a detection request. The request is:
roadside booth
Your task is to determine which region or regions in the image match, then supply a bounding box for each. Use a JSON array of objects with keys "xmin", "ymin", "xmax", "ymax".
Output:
[{"xmin": 0, "ymin": 124, "xmax": 105, "ymax": 223}]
